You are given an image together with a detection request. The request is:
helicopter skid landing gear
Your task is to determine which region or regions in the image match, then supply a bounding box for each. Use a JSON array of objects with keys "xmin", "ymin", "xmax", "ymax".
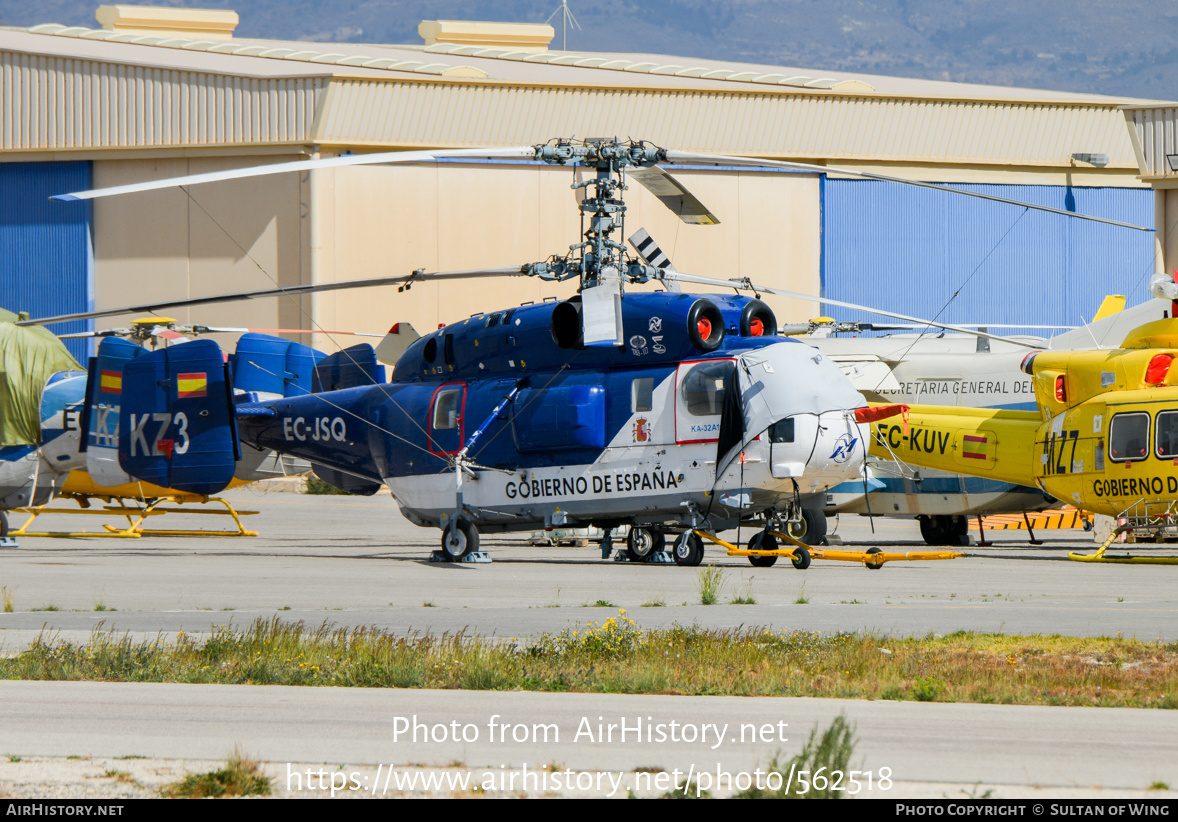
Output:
[{"xmin": 672, "ymin": 531, "xmax": 705, "ymax": 567}]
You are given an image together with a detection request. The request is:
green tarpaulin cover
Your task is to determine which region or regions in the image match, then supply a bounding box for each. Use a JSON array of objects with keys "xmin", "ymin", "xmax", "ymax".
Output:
[{"xmin": 0, "ymin": 308, "xmax": 84, "ymax": 446}]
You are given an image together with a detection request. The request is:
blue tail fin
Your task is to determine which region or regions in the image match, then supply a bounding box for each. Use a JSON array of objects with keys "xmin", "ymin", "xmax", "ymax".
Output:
[
  {"xmin": 82, "ymin": 337, "xmax": 145, "ymax": 487},
  {"xmin": 312, "ymin": 344, "xmax": 384, "ymax": 393},
  {"xmin": 231, "ymin": 333, "xmax": 325, "ymax": 398},
  {"xmin": 119, "ymin": 340, "xmax": 239, "ymax": 495}
]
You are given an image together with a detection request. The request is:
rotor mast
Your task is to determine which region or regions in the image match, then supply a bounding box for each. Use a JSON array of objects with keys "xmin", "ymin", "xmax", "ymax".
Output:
[{"xmin": 526, "ymin": 139, "xmax": 664, "ymax": 291}]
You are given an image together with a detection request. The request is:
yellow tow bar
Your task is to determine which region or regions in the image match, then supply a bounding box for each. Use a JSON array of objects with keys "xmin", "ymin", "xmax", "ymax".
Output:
[{"xmin": 694, "ymin": 530, "xmax": 964, "ymax": 570}]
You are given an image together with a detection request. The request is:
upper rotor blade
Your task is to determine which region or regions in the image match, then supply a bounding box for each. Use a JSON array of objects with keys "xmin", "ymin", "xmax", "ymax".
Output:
[
  {"xmin": 18, "ymin": 267, "xmax": 528, "ymax": 327},
  {"xmin": 627, "ymin": 166, "xmax": 719, "ymax": 225},
  {"xmin": 663, "ymin": 151, "xmax": 1154, "ymax": 232},
  {"xmin": 660, "ymin": 271, "xmax": 1045, "ymax": 349},
  {"xmin": 52, "ymin": 147, "xmax": 536, "ymax": 201}
]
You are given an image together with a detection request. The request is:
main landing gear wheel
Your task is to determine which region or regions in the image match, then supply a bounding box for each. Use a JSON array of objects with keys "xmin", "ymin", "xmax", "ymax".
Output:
[
  {"xmin": 626, "ymin": 527, "xmax": 658, "ymax": 560},
  {"xmin": 864, "ymin": 547, "xmax": 884, "ymax": 570},
  {"xmin": 441, "ymin": 519, "xmax": 479, "ymax": 561},
  {"xmin": 786, "ymin": 507, "xmax": 828, "ymax": 546},
  {"xmin": 747, "ymin": 531, "xmax": 778, "ymax": 567},
  {"xmin": 918, "ymin": 515, "xmax": 968, "ymax": 547},
  {"xmin": 672, "ymin": 531, "xmax": 704, "ymax": 567}
]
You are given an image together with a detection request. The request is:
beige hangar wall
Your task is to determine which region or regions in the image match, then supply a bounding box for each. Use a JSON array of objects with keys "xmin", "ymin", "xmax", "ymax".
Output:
[{"xmin": 309, "ymin": 162, "xmax": 822, "ymax": 346}]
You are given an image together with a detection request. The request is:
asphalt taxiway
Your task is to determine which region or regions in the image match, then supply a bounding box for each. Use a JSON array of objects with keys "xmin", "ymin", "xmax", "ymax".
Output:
[{"xmin": 0, "ymin": 489, "xmax": 1175, "ymax": 798}]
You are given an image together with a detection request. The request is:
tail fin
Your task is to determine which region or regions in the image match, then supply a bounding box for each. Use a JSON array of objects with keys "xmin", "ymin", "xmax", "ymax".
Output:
[
  {"xmin": 375, "ymin": 323, "xmax": 419, "ymax": 366},
  {"xmin": 231, "ymin": 333, "xmax": 325, "ymax": 398},
  {"xmin": 119, "ymin": 340, "xmax": 239, "ymax": 495},
  {"xmin": 312, "ymin": 344, "xmax": 384, "ymax": 393},
  {"xmin": 81, "ymin": 337, "xmax": 145, "ymax": 487}
]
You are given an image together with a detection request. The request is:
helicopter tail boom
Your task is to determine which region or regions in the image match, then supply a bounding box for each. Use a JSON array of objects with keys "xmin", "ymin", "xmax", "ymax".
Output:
[{"xmin": 867, "ymin": 404, "xmax": 1041, "ymax": 490}]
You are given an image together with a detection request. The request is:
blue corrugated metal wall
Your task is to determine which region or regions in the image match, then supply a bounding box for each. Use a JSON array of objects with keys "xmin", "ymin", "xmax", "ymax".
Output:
[
  {"xmin": 0, "ymin": 162, "xmax": 93, "ymax": 362},
  {"xmin": 821, "ymin": 181, "xmax": 1155, "ymax": 334}
]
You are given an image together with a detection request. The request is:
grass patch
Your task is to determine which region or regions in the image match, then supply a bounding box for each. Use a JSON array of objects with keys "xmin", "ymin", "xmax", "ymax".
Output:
[
  {"xmin": 794, "ymin": 582, "xmax": 810, "ymax": 605},
  {"xmin": 4, "ymin": 618, "xmax": 1178, "ymax": 708},
  {"xmin": 697, "ymin": 565, "xmax": 726, "ymax": 606},
  {"xmin": 305, "ymin": 477, "xmax": 349, "ymax": 495},
  {"xmin": 161, "ymin": 748, "xmax": 271, "ymax": 798},
  {"xmin": 734, "ymin": 714, "xmax": 856, "ymax": 798},
  {"xmin": 728, "ymin": 578, "xmax": 756, "ymax": 605},
  {"xmin": 588, "ymin": 599, "xmax": 615, "ymax": 608},
  {"xmin": 641, "ymin": 595, "xmax": 666, "ymax": 608},
  {"xmin": 2, "ymin": 586, "xmax": 14, "ymax": 613},
  {"xmin": 31, "ymin": 604, "xmax": 59, "ymax": 612}
]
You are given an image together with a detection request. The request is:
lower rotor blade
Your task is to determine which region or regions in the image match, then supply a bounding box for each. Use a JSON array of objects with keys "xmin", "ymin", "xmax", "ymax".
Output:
[{"xmin": 18, "ymin": 267, "xmax": 529, "ymax": 328}]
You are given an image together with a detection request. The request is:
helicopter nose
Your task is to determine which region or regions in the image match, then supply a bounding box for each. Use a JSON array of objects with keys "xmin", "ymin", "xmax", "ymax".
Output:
[{"xmin": 802, "ymin": 411, "xmax": 868, "ymax": 492}]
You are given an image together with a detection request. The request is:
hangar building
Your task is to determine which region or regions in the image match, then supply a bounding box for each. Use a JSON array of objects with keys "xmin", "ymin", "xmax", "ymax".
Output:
[{"xmin": 0, "ymin": 4, "xmax": 1168, "ymax": 358}]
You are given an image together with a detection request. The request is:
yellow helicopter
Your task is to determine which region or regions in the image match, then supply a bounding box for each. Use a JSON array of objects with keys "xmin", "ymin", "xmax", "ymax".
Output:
[{"xmin": 866, "ymin": 277, "xmax": 1178, "ymax": 563}]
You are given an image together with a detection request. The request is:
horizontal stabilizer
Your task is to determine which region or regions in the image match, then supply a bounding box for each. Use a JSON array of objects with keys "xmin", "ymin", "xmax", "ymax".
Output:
[{"xmin": 119, "ymin": 340, "xmax": 239, "ymax": 495}]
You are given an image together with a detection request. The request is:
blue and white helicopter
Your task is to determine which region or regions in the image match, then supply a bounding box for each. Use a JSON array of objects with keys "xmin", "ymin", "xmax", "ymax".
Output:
[
  {"xmin": 35, "ymin": 139, "xmax": 1149, "ymax": 564},
  {"xmin": 34, "ymin": 139, "xmax": 891, "ymax": 566}
]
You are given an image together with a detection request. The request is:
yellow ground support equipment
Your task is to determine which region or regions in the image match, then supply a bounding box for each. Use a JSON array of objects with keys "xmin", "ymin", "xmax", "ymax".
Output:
[
  {"xmin": 1069, "ymin": 500, "xmax": 1178, "ymax": 564},
  {"xmin": 694, "ymin": 529, "xmax": 964, "ymax": 570}
]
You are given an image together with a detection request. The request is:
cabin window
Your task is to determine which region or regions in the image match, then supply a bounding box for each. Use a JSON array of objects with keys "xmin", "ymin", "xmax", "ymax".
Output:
[
  {"xmin": 433, "ymin": 388, "xmax": 463, "ymax": 430},
  {"xmin": 443, "ymin": 334, "xmax": 455, "ymax": 365},
  {"xmin": 769, "ymin": 418, "xmax": 795, "ymax": 443},
  {"xmin": 680, "ymin": 361, "xmax": 735, "ymax": 417},
  {"xmin": 1109, "ymin": 412, "xmax": 1149, "ymax": 462},
  {"xmin": 1157, "ymin": 411, "xmax": 1178, "ymax": 459},
  {"xmin": 631, "ymin": 377, "xmax": 654, "ymax": 413}
]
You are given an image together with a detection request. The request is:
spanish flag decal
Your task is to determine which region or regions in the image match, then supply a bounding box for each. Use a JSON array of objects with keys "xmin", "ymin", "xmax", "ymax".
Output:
[
  {"xmin": 962, "ymin": 434, "xmax": 989, "ymax": 460},
  {"xmin": 99, "ymin": 369, "xmax": 122, "ymax": 394},
  {"xmin": 177, "ymin": 372, "xmax": 208, "ymax": 398}
]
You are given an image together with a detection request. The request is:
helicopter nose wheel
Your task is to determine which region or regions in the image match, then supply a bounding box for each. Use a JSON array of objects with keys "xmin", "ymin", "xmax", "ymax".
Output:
[
  {"xmin": 625, "ymin": 527, "xmax": 666, "ymax": 561},
  {"xmin": 440, "ymin": 519, "xmax": 479, "ymax": 561},
  {"xmin": 672, "ymin": 531, "xmax": 705, "ymax": 567}
]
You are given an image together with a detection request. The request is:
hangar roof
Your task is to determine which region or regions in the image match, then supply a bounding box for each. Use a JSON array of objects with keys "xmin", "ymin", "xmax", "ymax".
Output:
[{"xmin": 0, "ymin": 18, "xmax": 1161, "ymax": 174}]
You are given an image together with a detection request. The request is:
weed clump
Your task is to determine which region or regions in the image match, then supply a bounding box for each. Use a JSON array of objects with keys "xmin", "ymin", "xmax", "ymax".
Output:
[
  {"xmin": 734, "ymin": 715, "xmax": 856, "ymax": 799},
  {"xmin": 162, "ymin": 748, "xmax": 271, "ymax": 798},
  {"xmin": 697, "ymin": 565, "xmax": 726, "ymax": 605}
]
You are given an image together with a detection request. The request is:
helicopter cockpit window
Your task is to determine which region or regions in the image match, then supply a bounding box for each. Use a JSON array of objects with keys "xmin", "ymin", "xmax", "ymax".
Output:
[
  {"xmin": 631, "ymin": 377, "xmax": 654, "ymax": 413},
  {"xmin": 1157, "ymin": 411, "xmax": 1178, "ymax": 459},
  {"xmin": 680, "ymin": 361, "xmax": 735, "ymax": 417},
  {"xmin": 1109, "ymin": 412, "xmax": 1149, "ymax": 462},
  {"xmin": 433, "ymin": 388, "xmax": 462, "ymax": 430},
  {"xmin": 768, "ymin": 418, "xmax": 795, "ymax": 443}
]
